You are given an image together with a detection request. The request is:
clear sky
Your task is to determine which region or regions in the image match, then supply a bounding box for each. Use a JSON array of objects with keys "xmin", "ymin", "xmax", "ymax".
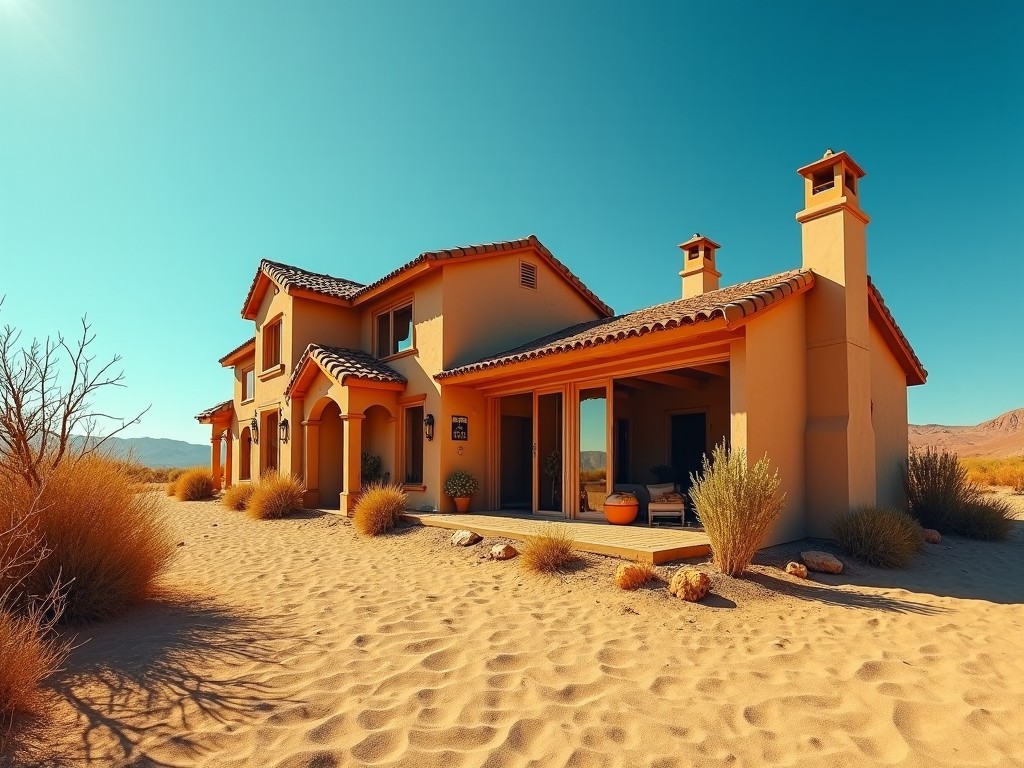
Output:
[{"xmin": 1, "ymin": 1, "xmax": 1021, "ymax": 445}]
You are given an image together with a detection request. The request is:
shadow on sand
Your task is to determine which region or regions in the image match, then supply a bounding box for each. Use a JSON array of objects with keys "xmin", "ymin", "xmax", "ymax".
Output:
[{"xmin": 7, "ymin": 590, "xmax": 299, "ymax": 768}]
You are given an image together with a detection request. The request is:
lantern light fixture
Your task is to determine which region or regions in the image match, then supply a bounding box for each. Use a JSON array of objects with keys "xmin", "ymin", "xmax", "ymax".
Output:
[
  {"xmin": 424, "ymin": 413, "xmax": 435, "ymax": 441},
  {"xmin": 250, "ymin": 415, "xmax": 259, "ymax": 444},
  {"xmin": 279, "ymin": 417, "xmax": 289, "ymax": 444}
]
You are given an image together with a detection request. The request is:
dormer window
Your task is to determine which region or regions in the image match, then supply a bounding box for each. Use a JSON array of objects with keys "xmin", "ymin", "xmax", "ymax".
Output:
[
  {"xmin": 519, "ymin": 261, "xmax": 538, "ymax": 290},
  {"xmin": 812, "ymin": 167, "xmax": 835, "ymax": 194},
  {"xmin": 262, "ymin": 320, "xmax": 282, "ymax": 371},
  {"xmin": 376, "ymin": 302, "xmax": 414, "ymax": 358}
]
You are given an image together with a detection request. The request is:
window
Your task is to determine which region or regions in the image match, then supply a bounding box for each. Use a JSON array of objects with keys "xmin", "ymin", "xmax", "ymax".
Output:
[
  {"xmin": 263, "ymin": 320, "xmax": 281, "ymax": 370},
  {"xmin": 812, "ymin": 167, "xmax": 835, "ymax": 194},
  {"xmin": 242, "ymin": 367, "xmax": 255, "ymax": 402},
  {"xmin": 376, "ymin": 303, "xmax": 414, "ymax": 358},
  {"xmin": 519, "ymin": 261, "xmax": 538, "ymax": 290},
  {"xmin": 404, "ymin": 405, "xmax": 424, "ymax": 484}
]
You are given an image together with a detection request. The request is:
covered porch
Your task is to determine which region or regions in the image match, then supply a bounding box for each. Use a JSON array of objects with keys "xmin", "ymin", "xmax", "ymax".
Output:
[{"xmin": 195, "ymin": 399, "xmax": 234, "ymax": 489}]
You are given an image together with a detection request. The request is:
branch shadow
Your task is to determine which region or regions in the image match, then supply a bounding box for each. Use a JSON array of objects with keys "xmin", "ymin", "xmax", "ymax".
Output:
[
  {"xmin": 742, "ymin": 570, "xmax": 946, "ymax": 615},
  {"xmin": 6, "ymin": 589, "xmax": 301, "ymax": 768}
]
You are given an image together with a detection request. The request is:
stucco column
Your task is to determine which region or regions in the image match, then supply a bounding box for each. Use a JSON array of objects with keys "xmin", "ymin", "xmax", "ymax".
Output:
[
  {"xmin": 210, "ymin": 432, "xmax": 222, "ymax": 490},
  {"xmin": 224, "ymin": 431, "xmax": 233, "ymax": 489},
  {"xmin": 302, "ymin": 419, "xmax": 321, "ymax": 509},
  {"xmin": 339, "ymin": 413, "xmax": 365, "ymax": 516}
]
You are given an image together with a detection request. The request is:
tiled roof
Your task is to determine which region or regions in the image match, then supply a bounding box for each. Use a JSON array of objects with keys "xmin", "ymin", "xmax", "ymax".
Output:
[
  {"xmin": 868, "ymin": 277, "xmax": 927, "ymax": 385},
  {"xmin": 195, "ymin": 399, "xmax": 234, "ymax": 423},
  {"xmin": 218, "ymin": 336, "xmax": 255, "ymax": 365},
  {"xmin": 242, "ymin": 260, "xmax": 365, "ymax": 317},
  {"xmin": 353, "ymin": 235, "xmax": 614, "ymax": 316},
  {"xmin": 285, "ymin": 344, "xmax": 407, "ymax": 397},
  {"xmin": 437, "ymin": 270, "xmax": 815, "ymax": 379}
]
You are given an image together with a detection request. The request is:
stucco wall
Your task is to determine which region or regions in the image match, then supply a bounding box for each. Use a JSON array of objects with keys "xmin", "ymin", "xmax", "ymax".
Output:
[
  {"xmin": 731, "ymin": 296, "xmax": 808, "ymax": 545},
  {"xmin": 869, "ymin": 322, "xmax": 909, "ymax": 510},
  {"xmin": 440, "ymin": 251, "xmax": 605, "ymax": 370}
]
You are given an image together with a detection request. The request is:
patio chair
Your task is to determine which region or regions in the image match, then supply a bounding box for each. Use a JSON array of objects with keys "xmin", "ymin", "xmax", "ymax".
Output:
[{"xmin": 647, "ymin": 484, "xmax": 685, "ymax": 527}]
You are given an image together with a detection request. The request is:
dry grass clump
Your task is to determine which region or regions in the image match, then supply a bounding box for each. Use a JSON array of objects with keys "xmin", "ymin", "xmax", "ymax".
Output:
[
  {"xmin": 174, "ymin": 467, "xmax": 215, "ymax": 501},
  {"xmin": 165, "ymin": 478, "xmax": 178, "ymax": 496},
  {"xmin": 221, "ymin": 482, "xmax": 256, "ymax": 511},
  {"xmin": 952, "ymin": 497, "xmax": 1014, "ymax": 541},
  {"xmin": 961, "ymin": 456, "xmax": 1024, "ymax": 491},
  {"xmin": 668, "ymin": 568, "xmax": 711, "ymax": 602},
  {"xmin": 353, "ymin": 482, "xmax": 408, "ymax": 536},
  {"xmin": 1, "ymin": 458, "xmax": 174, "ymax": 624},
  {"xmin": 832, "ymin": 506, "xmax": 924, "ymax": 568},
  {"xmin": 0, "ymin": 602, "xmax": 70, "ymax": 734},
  {"xmin": 903, "ymin": 449, "xmax": 972, "ymax": 532},
  {"xmin": 614, "ymin": 561, "xmax": 656, "ymax": 590},
  {"xmin": 246, "ymin": 473, "xmax": 305, "ymax": 520},
  {"xmin": 520, "ymin": 525, "xmax": 579, "ymax": 573},
  {"xmin": 688, "ymin": 443, "xmax": 785, "ymax": 577}
]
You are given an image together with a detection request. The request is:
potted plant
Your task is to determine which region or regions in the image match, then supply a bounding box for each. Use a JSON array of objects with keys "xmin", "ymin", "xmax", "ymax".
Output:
[
  {"xmin": 604, "ymin": 491, "xmax": 639, "ymax": 525},
  {"xmin": 443, "ymin": 470, "xmax": 480, "ymax": 513}
]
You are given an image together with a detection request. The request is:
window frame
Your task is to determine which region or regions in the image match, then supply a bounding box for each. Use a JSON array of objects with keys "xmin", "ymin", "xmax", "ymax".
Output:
[
  {"xmin": 241, "ymin": 366, "xmax": 255, "ymax": 404},
  {"xmin": 374, "ymin": 301, "xmax": 415, "ymax": 360},
  {"xmin": 262, "ymin": 318, "xmax": 282, "ymax": 372}
]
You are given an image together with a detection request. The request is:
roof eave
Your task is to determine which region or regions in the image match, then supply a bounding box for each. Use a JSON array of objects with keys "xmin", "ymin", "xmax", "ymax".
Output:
[{"xmin": 867, "ymin": 283, "xmax": 927, "ymax": 386}]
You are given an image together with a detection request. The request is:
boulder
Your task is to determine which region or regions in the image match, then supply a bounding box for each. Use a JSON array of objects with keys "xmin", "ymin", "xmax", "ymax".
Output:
[
  {"xmin": 800, "ymin": 550, "xmax": 843, "ymax": 574},
  {"xmin": 668, "ymin": 568, "xmax": 711, "ymax": 602},
  {"xmin": 490, "ymin": 543, "xmax": 518, "ymax": 560},
  {"xmin": 785, "ymin": 561, "xmax": 808, "ymax": 579},
  {"xmin": 450, "ymin": 530, "xmax": 481, "ymax": 547},
  {"xmin": 923, "ymin": 528, "xmax": 942, "ymax": 544}
]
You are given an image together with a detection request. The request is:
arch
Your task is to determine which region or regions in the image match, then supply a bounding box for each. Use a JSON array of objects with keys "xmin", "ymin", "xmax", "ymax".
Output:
[
  {"xmin": 309, "ymin": 394, "xmax": 341, "ymax": 422},
  {"xmin": 362, "ymin": 404, "xmax": 396, "ymax": 484},
  {"xmin": 318, "ymin": 399, "xmax": 344, "ymax": 509},
  {"xmin": 240, "ymin": 427, "xmax": 252, "ymax": 481}
]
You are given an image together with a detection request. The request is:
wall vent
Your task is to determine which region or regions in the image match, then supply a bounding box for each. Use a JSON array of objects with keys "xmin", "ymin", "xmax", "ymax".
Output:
[{"xmin": 519, "ymin": 261, "xmax": 538, "ymax": 290}]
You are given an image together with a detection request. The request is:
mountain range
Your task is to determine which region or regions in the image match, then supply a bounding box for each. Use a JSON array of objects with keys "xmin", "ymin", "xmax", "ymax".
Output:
[
  {"xmin": 71, "ymin": 435, "xmax": 211, "ymax": 468},
  {"xmin": 910, "ymin": 407, "xmax": 1024, "ymax": 458}
]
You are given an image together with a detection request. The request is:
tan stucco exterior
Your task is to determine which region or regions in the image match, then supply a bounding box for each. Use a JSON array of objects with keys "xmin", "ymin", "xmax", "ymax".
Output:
[{"xmin": 197, "ymin": 149, "xmax": 925, "ymax": 545}]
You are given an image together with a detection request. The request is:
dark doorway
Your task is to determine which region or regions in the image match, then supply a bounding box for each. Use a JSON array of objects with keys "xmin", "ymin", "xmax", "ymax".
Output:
[
  {"xmin": 500, "ymin": 414, "xmax": 532, "ymax": 509},
  {"xmin": 670, "ymin": 412, "xmax": 707, "ymax": 492},
  {"xmin": 615, "ymin": 419, "xmax": 630, "ymax": 483},
  {"xmin": 264, "ymin": 411, "xmax": 279, "ymax": 473}
]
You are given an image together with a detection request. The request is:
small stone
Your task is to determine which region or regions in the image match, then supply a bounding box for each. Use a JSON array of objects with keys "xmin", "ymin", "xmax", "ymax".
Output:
[
  {"xmin": 668, "ymin": 568, "xmax": 711, "ymax": 602},
  {"xmin": 923, "ymin": 529, "xmax": 942, "ymax": 544},
  {"xmin": 801, "ymin": 551, "xmax": 844, "ymax": 574},
  {"xmin": 176, "ymin": 541, "xmax": 185, "ymax": 547},
  {"xmin": 490, "ymin": 543, "xmax": 518, "ymax": 560},
  {"xmin": 785, "ymin": 562, "xmax": 808, "ymax": 579},
  {"xmin": 450, "ymin": 530, "xmax": 481, "ymax": 547}
]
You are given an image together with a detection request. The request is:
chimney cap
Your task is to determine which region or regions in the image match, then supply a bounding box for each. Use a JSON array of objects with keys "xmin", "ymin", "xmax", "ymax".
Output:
[
  {"xmin": 796, "ymin": 149, "xmax": 866, "ymax": 180},
  {"xmin": 678, "ymin": 233, "xmax": 721, "ymax": 251}
]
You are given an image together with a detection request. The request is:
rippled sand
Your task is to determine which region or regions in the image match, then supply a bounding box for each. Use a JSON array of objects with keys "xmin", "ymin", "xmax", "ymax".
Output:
[{"xmin": 18, "ymin": 492, "xmax": 1024, "ymax": 767}]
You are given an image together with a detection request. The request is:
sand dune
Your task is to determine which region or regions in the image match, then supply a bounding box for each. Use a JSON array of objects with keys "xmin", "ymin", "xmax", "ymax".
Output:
[{"xmin": 14, "ymin": 492, "xmax": 1024, "ymax": 767}]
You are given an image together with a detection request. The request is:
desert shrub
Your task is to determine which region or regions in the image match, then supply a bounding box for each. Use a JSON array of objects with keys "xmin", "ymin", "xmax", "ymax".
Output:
[
  {"xmin": 614, "ymin": 561, "xmax": 656, "ymax": 590},
  {"xmin": 688, "ymin": 443, "xmax": 785, "ymax": 577},
  {"xmin": 221, "ymin": 482, "xmax": 255, "ymax": 511},
  {"xmin": 832, "ymin": 506, "xmax": 924, "ymax": 568},
  {"xmin": 166, "ymin": 467, "xmax": 185, "ymax": 482},
  {"xmin": 903, "ymin": 449, "xmax": 972, "ymax": 531},
  {"xmin": 353, "ymin": 482, "xmax": 408, "ymax": 536},
  {"xmin": 2, "ymin": 457, "xmax": 174, "ymax": 624},
  {"xmin": 175, "ymin": 467, "xmax": 215, "ymax": 501},
  {"xmin": 519, "ymin": 525, "xmax": 579, "ymax": 573},
  {"xmin": 951, "ymin": 497, "xmax": 1014, "ymax": 541},
  {"xmin": 579, "ymin": 468, "xmax": 607, "ymax": 483},
  {"xmin": 0, "ymin": 602, "xmax": 70, "ymax": 734},
  {"xmin": 165, "ymin": 478, "xmax": 178, "ymax": 496},
  {"xmin": 246, "ymin": 473, "xmax": 305, "ymax": 520},
  {"xmin": 961, "ymin": 456, "xmax": 1024, "ymax": 490}
]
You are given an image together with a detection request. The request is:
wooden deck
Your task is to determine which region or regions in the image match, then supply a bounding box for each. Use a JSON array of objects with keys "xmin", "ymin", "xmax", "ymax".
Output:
[{"xmin": 402, "ymin": 512, "xmax": 710, "ymax": 564}]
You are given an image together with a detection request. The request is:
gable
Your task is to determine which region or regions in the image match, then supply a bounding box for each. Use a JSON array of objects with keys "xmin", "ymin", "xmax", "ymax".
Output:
[{"xmin": 867, "ymin": 278, "xmax": 927, "ymax": 386}]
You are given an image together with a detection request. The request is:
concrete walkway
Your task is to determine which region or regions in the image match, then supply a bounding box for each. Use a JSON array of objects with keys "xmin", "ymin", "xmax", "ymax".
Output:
[{"xmin": 402, "ymin": 512, "xmax": 710, "ymax": 564}]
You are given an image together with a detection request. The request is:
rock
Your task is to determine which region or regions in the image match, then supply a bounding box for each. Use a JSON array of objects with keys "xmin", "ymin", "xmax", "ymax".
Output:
[
  {"xmin": 668, "ymin": 568, "xmax": 711, "ymax": 602},
  {"xmin": 176, "ymin": 541, "xmax": 185, "ymax": 547},
  {"xmin": 614, "ymin": 562, "xmax": 653, "ymax": 590},
  {"xmin": 490, "ymin": 543, "xmax": 518, "ymax": 560},
  {"xmin": 450, "ymin": 530, "xmax": 481, "ymax": 547},
  {"xmin": 923, "ymin": 528, "xmax": 942, "ymax": 544},
  {"xmin": 785, "ymin": 561, "xmax": 808, "ymax": 579},
  {"xmin": 801, "ymin": 550, "xmax": 843, "ymax": 574}
]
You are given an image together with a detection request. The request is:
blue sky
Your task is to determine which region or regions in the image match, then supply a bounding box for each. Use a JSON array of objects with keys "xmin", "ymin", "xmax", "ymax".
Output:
[{"xmin": 1, "ymin": 1, "xmax": 1021, "ymax": 445}]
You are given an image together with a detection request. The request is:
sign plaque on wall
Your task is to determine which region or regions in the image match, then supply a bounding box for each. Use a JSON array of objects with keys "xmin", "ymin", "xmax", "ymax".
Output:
[{"xmin": 451, "ymin": 415, "xmax": 468, "ymax": 441}]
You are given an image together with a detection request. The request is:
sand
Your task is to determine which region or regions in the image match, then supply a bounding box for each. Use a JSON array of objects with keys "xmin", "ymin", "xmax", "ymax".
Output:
[{"xmin": 11, "ymin": 492, "xmax": 1024, "ymax": 768}]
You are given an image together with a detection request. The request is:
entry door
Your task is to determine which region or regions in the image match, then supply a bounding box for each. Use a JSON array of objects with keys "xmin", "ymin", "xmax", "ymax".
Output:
[
  {"xmin": 265, "ymin": 411, "xmax": 279, "ymax": 472},
  {"xmin": 535, "ymin": 391, "xmax": 564, "ymax": 514},
  {"xmin": 670, "ymin": 412, "xmax": 707, "ymax": 492}
]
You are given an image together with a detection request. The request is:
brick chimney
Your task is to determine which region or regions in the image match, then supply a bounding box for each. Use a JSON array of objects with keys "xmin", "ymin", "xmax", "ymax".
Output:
[{"xmin": 679, "ymin": 233, "xmax": 721, "ymax": 298}]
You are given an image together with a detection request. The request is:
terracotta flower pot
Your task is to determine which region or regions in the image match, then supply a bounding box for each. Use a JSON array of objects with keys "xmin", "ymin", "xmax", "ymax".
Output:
[
  {"xmin": 453, "ymin": 496, "xmax": 471, "ymax": 513},
  {"xmin": 603, "ymin": 493, "xmax": 638, "ymax": 525}
]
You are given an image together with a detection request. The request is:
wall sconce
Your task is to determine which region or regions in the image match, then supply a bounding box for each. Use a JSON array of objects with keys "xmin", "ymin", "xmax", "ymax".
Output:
[
  {"xmin": 279, "ymin": 418, "xmax": 289, "ymax": 444},
  {"xmin": 250, "ymin": 415, "xmax": 259, "ymax": 445},
  {"xmin": 424, "ymin": 413, "xmax": 435, "ymax": 441}
]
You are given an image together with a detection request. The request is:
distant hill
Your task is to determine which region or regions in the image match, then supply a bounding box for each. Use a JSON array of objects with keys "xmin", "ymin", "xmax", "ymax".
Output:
[
  {"xmin": 70, "ymin": 435, "xmax": 211, "ymax": 468},
  {"xmin": 580, "ymin": 451, "xmax": 606, "ymax": 470},
  {"xmin": 910, "ymin": 408, "xmax": 1024, "ymax": 458}
]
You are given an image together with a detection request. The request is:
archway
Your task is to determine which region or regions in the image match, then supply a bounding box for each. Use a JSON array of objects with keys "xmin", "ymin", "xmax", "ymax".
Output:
[
  {"xmin": 317, "ymin": 400, "xmax": 344, "ymax": 509},
  {"xmin": 363, "ymin": 404, "xmax": 395, "ymax": 484}
]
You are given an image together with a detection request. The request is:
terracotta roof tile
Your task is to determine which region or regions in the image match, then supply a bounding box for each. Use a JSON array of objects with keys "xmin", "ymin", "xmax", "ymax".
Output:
[
  {"xmin": 218, "ymin": 336, "xmax": 255, "ymax": 365},
  {"xmin": 285, "ymin": 344, "xmax": 407, "ymax": 397},
  {"xmin": 241, "ymin": 260, "xmax": 365, "ymax": 316},
  {"xmin": 868, "ymin": 277, "xmax": 927, "ymax": 385},
  {"xmin": 195, "ymin": 399, "xmax": 233, "ymax": 423},
  {"xmin": 437, "ymin": 270, "xmax": 814, "ymax": 379}
]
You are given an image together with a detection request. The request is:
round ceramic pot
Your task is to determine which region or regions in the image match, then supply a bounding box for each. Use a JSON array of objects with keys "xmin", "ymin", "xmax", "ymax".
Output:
[
  {"xmin": 454, "ymin": 496, "xmax": 471, "ymax": 513},
  {"xmin": 603, "ymin": 493, "xmax": 638, "ymax": 525}
]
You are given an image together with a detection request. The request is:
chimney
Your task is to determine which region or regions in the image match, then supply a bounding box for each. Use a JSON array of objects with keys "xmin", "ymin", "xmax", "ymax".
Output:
[{"xmin": 678, "ymin": 233, "xmax": 721, "ymax": 298}]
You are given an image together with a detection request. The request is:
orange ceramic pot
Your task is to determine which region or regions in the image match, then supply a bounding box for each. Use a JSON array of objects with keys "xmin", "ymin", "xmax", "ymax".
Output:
[
  {"xmin": 603, "ymin": 493, "xmax": 638, "ymax": 525},
  {"xmin": 454, "ymin": 496, "xmax": 471, "ymax": 513}
]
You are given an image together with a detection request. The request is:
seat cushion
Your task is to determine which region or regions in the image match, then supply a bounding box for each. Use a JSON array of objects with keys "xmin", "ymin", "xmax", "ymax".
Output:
[{"xmin": 645, "ymin": 483, "xmax": 675, "ymax": 502}]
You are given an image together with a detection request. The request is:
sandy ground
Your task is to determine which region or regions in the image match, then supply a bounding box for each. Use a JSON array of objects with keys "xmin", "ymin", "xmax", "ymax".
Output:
[{"xmin": 8, "ymin": 492, "xmax": 1024, "ymax": 768}]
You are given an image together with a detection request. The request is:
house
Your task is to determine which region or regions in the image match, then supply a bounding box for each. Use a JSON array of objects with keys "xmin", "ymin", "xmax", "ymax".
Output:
[{"xmin": 197, "ymin": 149, "xmax": 926, "ymax": 544}]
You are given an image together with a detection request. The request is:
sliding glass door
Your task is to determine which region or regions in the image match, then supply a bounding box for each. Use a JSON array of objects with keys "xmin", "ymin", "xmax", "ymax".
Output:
[{"xmin": 578, "ymin": 385, "xmax": 608, "ymax": 516}]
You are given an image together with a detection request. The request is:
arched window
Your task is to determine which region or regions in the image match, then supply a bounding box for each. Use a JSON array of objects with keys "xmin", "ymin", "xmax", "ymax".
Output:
[{"xmin": 240, "ymin": 427, "xmax": 252, "ymax": 481}]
